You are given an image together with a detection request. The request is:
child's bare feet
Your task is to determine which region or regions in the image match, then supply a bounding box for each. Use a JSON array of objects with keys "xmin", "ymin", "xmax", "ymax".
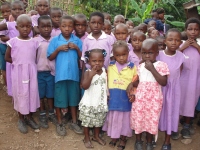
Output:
[
  {"xmin": 92, "ymin": 137, "xmax": 106, "ymax": 146},
  {"xmin": 83, "ymin": 139, "xmax": 94, "ymax": 149}
]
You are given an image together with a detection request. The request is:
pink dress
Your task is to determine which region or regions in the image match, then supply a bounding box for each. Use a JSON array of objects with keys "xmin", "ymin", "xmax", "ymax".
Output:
[
  {"xmin": 7, "ymin": 37, "xmax": 40, "ymax": 115},
  {"xmin": 130, "ymin": 61, "xmax": 170, "ymax": 135}
]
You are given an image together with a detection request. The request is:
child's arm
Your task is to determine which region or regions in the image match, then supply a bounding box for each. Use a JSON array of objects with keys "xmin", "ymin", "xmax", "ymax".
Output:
[
  {"xmin": 5, "ymin": 46, "xmax": 12, "ymax": 63},
  {"xmin": 145, "ymin": 60, "xmax": 167, "ymax": 86},
  {"xmin": 81, "ymin": 66, "xmax": 98, "ymax": 90},
  {"xmin": 0, "ymin": 35, "xmax": 10, "ymax": 43},
  {"xmin": 48, "ymin": 44, "xmax": 69, "ymax": 61},
  {"xmin": 0, "ymin": 23, "xmax": 8, "ymax": 31},
  {"xmin": 179, "ymin": 39, "xmax": 193, "ymax": 52},
  {"xmin": 68, "ymin": 42, "xmax": 82, "ymax": 58},
  {"xmin": 190, "ymin": 40, "xmax": 200, "ymax": 53}
]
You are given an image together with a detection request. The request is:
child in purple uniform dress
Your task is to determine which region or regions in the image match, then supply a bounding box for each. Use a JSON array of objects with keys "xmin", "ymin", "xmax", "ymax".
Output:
[
  {"xmin": 5, "ymin": 14, "xmax": 40, "ymax": 134},
  {"xmin": 179, "ymin": 18, "xmax": 200, "ymax": 139},
  {"xmin": 157, "ymin": 29, "xmax": 186, "ymax": 150},
  {"xmin": 50, "ymin": 7, "xmax": 62, "ymax": 37}
]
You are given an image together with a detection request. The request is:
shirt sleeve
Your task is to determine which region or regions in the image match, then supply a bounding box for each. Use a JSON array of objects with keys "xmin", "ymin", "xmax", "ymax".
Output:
[
  {"xmin": 47, "ymin": 38, "xmax": 56, "ymax": 57},
  {"xmin": 6, "ymin": 38, "xmax": 14, "ymax": 48},
  {"xmin": 81, "ymin": 38, "xmax": 88, "ymax": 62},
  {"xmin": 156, "ymin": 61, "xmax": 170, "ymax": 76}
]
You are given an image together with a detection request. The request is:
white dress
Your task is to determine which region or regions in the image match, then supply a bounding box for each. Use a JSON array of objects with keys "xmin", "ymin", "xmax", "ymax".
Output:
[{"xmin": 79, "ymin": 68, "xmax": 108, "ymax": 127}]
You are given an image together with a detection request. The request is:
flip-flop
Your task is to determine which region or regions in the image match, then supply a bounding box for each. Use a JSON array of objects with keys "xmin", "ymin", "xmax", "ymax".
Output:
[
  {"xmin": 92, "ymin": 137, "xmax": 106, "ymax": 146},
  {"xmin": 109, "ymin": 139, "xmax": 118, "ymax": 148},
  {"xmin": 83, "ymin": 139, "xmax": 94, "ymax": 149}
]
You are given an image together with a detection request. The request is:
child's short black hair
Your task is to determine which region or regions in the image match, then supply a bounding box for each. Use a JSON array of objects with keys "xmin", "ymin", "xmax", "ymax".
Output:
[
  {"xmin": 74, "ymin": 13, "xmax": 87, "ymax": 21},
  {"xmin": 112, "ymin": 40, "xmax": 129, "ymax": 52},
  {"xmin": 60, "ymin": 15, "xmax": 74, "ymax": 24},
  {"xmin": 155, "ymin": 36, "xmax": 165, "ymax": 41},
  {"xmin": 84, "ymin": 49, "xmax": 107, "ymax": 62},
  {"xmin": 165, "ymin": 28, "xmax": 181, "ymax": 39},
  {"xmin": 89, "ymin": 12, "xmax": 104, "ymax": 22},
  {"xmin": 156, "ymin": 8, "xmax": 165, "ymax": 14},
  {"xmin": 1, "ymin": 1, "xmax": 11, "ymax": 8},
  {"xmin": 185, "ymin": 17, "xmax": 200, "ymax": 29},
  {"xmin": 11, "ymin": 0, "xmax": 24, "ymax": 8},
  {"xmin": 38, "ymin": 15, "xmax": 52, "ymax": 25},
  {"xmin": 50, "ymin": 7, "xmax": 63, "ymax": 15}
]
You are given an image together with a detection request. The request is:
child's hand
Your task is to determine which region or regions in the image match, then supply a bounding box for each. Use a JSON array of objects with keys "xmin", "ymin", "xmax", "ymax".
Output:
[
  {"xmin": 129, "ymin": 94, "xmax": 135, "ymax": 102},
  {"xmin": 145, "ymin": 60, "xmax": 155, "ymax": 72},
  {"xmin": 68, "ymin": 42, "xmax": 78, "ymax": 50},
  {"xmin": 190, "ymin": 40, "xmax": 200, "ymax": 53},
  {"xmin": 57, "ymin": 44, "xmax": 69, "ymax": 52},
  {"xmin": 89, "ymin": 66, "xmax": 98, "ymax": 77},
  {"xmin": 180, "ymin": 39, "xmax": 193, "ymax": 51}
]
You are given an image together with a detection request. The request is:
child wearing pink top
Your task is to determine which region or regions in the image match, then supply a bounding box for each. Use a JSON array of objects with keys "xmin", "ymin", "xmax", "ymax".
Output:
[
  {"xmin": 31, "ymin": 0, "xmax": 50, "ymax": 35},
  {"xmin": 50, "ymin": 7, "xmax": 62, "ymax": 37},
  {"xmin": 129, "ymin": 31, "xmax": 146, "ymax": 66},
  {"xmin": 34, "ymin": 16, "xmax": 56, "ymax": 129},
  {"xmin": 5, "ymin": 14, "xmax": 40, "ymax": 134},
  {"xmin": 81, "ymin": 12, "xmax": 114, "ymax": 70}
]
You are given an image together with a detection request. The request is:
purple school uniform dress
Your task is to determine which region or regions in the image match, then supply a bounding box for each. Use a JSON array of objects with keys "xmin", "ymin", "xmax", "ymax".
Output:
[
  {"xmin": 31, "ymin": 14, "xmax": 40, "ymax": 27},
  {"xmin": 81, "ymin": 31, "xmax": 114, "ymax": 68},
  {"xmin": 51, "ymin": 28, "xmax": 61, "ymax": 37},
  {"xmin": 179, "ymin": 45, "xmax": 200, "ymax": 117},
  {"xmin": 157, "ymin": 50, "xmax": 185, "ymax": 134},
  {"xmin": 7, "ymin": 37, "xmax": 40, "ymax": 114},
  {"xmin": 6, "ymin": 22, "xmax": 33, "ymax": 96},
  {"xmin": 128, "ymin": 48, "xmax": 142, "ymax": 66}
]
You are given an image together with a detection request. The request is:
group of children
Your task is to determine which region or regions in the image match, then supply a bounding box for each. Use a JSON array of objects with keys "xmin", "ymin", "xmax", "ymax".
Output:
[{"xmin": 0, "ymin": 0, "xmax": 200, "ymax": 150}]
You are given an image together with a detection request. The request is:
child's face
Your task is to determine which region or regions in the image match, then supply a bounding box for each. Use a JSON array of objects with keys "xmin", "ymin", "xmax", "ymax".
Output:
[
  {"xmin": 104, "ymin": 14, "xmax": 111, "ymax": 22},
  {"xmin": 150, "ymin": 30, "xmax": 159, "ymax": 39},
  {"xmin": 148, "ymin": 21, "xmax": 156, "ymax": 29},
  {"xmin": 114, "ymin": 27, "xmax": 128, "ymax": 41},
  {"xmin": 89, "ymin": 16, "xmax": 104, "ymax": 34},
  {"xmin": 102, "ymin": 23, "xmax": 112, "ymax": 35},
  {"xmin": 60, "ymin": 19, "xmax": 74, "ymax": 38},
  {"xmin": 11, "ymin": 3, "xmax": 24, "ymax": 20},
  {"xmin": 131, "ymin": 33, "xmax": 145, "ymax": 51},
  {"xmin": 38, "ymin": 19, "xmax": 52, "ymax": 38},
  {"xmin": 88, "ymin": 52, "xmax": 104, "ymax": 71},
  {"xmin": 186, "ymin": 23, "xmax": 200, "ymax": 39},
  {"xmin": 50, "ymin": 10, "xmax": 62, "ymax": 28},
  {"xmin": 114, "ymin": 16, "xmax": 125, "ymax": 27},
  {"xmin": 158, "ymin": 13, "xmax": 165, "ymax": 20},
  {"xmin": 141, "ymin": 43, "xmax": 158, "ymax": 62},
  {"xmin": 36, "ymin": 0, "xmax": 49, "ymax": 16},
  {"xmin": 165, "ymin": 32, "xmax": 182, "ymax": 52},
  {"xmin": 16, "ymin": 19, "xmax": 32, "ymax": 38},
  {"xmin": 157, "ymin": 38, "xmax": 166, "ymax": 50},
  {"xmin": 1, "ymin": 5, "xmax": 11, "ymax": 21},
  {"xmin": 126, "ymin": 21, "xmax": 134, "ymax": 29},
  {"xmin": 74, "ymin": 18, "xmax": 87, "ymax": 37},
  {"xmin": 113, "ymin": 46, "xmax": 129, "ymax": 65}
]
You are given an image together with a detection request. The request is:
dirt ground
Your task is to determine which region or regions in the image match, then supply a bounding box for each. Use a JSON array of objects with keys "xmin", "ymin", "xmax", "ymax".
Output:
[{"xmin": 0, "ymin": 84, "xmax": 200, "ymax": 150}]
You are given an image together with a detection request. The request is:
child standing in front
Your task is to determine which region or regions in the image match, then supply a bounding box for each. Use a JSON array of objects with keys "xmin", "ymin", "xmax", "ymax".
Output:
[
  {"xmin": 5, "ymin": 14, "xmax": 40, "ymax": 134},
  {"xmin": 47, "ymin": 16, "xmax": 82, "ymax": 136},
  {"xmin": 179, "ymin": 18, "xmax": 200, "ymax": 138},
  {"xmin": 34, "ymin": 15, "xmax": 57, "ymax": 128},
  {"xmin": 103, "ymin": 41, "xmax": 137, "ymax": 150},
  {"xmin": 129, "ymin": 39, "xmax": 169, "ymax": 150},
  {"xmin": 79, "ymin": 49, "xmax": 108, "ymax": 148},
  {"xmin": 158, "ymin": 29, "xmax": 185, "ymax": 150}
]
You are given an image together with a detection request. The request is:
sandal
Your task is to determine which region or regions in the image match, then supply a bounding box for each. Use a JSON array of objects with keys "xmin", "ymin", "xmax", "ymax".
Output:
[
  {"xmin": 92, "ymin": 137, "xmax": 106, "ymax": 146},
  {"xmin": 117, "ymin": 138, "xmax": 127, "ymax": 150},
  {"xmin": 83, "ymin": 139, "xmax": 94, "ymax": 149},
  {"xmin": 109, "ymin": 139, "xmax": 118, "ymax": 148}
]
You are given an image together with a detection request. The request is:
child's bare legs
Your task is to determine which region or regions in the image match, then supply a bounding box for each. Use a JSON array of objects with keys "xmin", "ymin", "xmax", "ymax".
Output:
[
  {"xmin": 117, "ymin": 135, "xmax": 127, "ymax": 150},
  {"xmin": 18, "ymin": 112, "xmax": 24, "ymax": 120},
  {"xmin": 146, "ymin": 132, "xmax": 153, "ymax": 143},
  {"xmin": 83, "ymin": 127, "xmax": 94, "ymax": 148},
  {"xmin": 136, "ymin": 133, "xmax": 142, "ymax": 142},
  {"xmin": 2, "ymin": 70, "xmax": 6, "ymax": 85},
  {"xmin": 56, "ymin": 107, "xmax": 62, "ymax": 124},
  {"xmin": 135, "ymin": 133, "xmax": 143, "ymax": 149},
  {"xmin": 47, "ymin": 98, "xmax": 57, "ymax": 124},
  {"xmin": 164, "ymin": 132, "xmax": 170, "ymax": 144},
  {"xmin": 93, "ymin": 127, "xmax": 106, "ymax": 145},
  {"xmin": 70, "ymin": 106, "xmax": 77, "ymax": 123},
  {"xmin": 109, "ymin": 138, "xmax": 118, "ymax": 148}
]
